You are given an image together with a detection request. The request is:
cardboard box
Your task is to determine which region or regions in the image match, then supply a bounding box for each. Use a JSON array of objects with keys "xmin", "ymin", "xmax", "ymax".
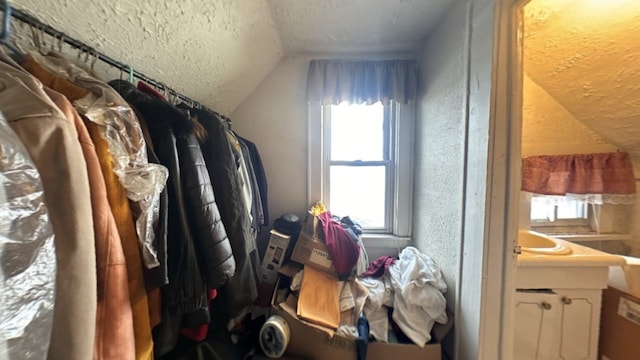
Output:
[
  {"xmin": 260, "ymin": 230, "xmax": 292, "ymax": 284},
  {"xmin": 270, "ymin": 270, "xmax": 450, "ymax": 360},
  {"xmin": 599, "ymin": 286, "xmax": 640, "ymax": 360},
  {"xmin": 290, "ymin": 230, "xmax": 337, "ymax": 277}
]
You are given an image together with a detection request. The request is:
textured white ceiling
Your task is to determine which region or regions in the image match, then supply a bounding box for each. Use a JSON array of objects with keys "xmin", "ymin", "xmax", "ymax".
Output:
[
  {"xmin": 16, "ymin": 0, "xmax": 283, "ymax": 114},
  {"xmin": 265, "ymin": 0, "xmax": 456, "ymax": 54},
  {"xmin": 13, "ymin": 0, "xmax": 454, "ymax": 113},
  {"xmin": 524, "ymin": 0, "xmax": 640, "ymax": 156}
]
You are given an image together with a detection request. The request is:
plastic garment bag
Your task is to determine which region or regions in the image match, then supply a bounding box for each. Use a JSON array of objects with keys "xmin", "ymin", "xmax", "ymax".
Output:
[
  {"xmin": 0, "ymin": 112, "xmax": 56, "ymax": 360},
  {"xmin": 31, "ymin": 53, "xmax": 168, "ymax": 268}
]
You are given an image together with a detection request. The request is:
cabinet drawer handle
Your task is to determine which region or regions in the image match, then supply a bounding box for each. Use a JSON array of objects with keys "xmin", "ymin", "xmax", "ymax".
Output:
[
  {"xmin": 541, "ymin": 301, "xmax": 552, "ymax": 310},
  {"xmin": 561, "ymin": 297, "xmax": 572, "ymax": 305}
]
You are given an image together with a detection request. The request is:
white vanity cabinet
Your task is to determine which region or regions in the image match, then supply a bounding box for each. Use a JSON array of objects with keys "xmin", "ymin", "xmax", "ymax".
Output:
[{"xmin": 514, "ymin": 288, "xmax": 601, "ymax": 360}]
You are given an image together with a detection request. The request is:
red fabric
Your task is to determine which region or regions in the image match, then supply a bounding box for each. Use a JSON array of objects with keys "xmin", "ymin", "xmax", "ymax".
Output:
[
  {"xmin": 317, "ymin": 211, "xmax": 360, "ymax": 280},
  {"xmin": 137, "ymin": 81, "xmax": 167, "ymax": 101},
  {"xmin": 361, "ymin": 256, "xmax": 395, "ymax": 278},
  {"xmin": 521, "ymin": 152, "xmax": 636, "ymax": 195},
  {"xmin": 180, "ymin": 289, "xmax": 217, "ymax": 341}
]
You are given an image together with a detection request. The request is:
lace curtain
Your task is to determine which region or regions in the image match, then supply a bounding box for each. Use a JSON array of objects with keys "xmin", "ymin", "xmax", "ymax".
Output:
[
  {"xmin": 521, "ymin": 151, "xmax": 636, "ymax": 205},
  {"xmin": 306, "ymin": 59, "xmax": 417, "ymax": 105}
]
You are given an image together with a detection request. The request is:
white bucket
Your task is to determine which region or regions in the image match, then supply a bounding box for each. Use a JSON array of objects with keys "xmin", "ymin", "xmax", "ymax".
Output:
[{"xmin": 259, "ymin": 315, "xmax": 291, "ymax": 358}]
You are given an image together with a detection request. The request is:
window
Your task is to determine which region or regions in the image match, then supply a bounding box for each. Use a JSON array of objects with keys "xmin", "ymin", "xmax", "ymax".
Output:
[
  {"xmin": 528, "ymin": 196, "xmax": 593, "ymax": 234},
  {"xmin": 308, "ymin": 101, "xmax": 413, "ymax": 237},
  {"xmin": 530, "ymin": 197, "xmax": 589, "ymax": 224}
]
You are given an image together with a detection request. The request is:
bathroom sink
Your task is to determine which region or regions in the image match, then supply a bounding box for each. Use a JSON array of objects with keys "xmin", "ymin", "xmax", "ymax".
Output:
[{"xmin": 518, "ymin": 230, "xmax": 572, "ymax": 255}]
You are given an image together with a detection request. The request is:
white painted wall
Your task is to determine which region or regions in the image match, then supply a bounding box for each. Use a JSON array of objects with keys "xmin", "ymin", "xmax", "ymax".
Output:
[
  {"xmin": 231, "ymin": 56, "xmax": 310, "ymax": 224},
  {"xmin": 414, "ymin": 0, "xmax": 469, "ymax": 313}
]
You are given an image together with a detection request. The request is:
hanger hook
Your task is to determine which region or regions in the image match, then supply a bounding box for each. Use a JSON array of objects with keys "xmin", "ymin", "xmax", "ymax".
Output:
[
  {"xmin": 39, "ymin": 24, "xmax": 47, "ymax": 50},
  {"xmin": 126, "ymin": 64, "xmax": 134, "ymax": 83},
  {"xmin": 84, "ymin": 46, "xmax": 91, "ymax": 63},
  {"xmin": 90, "ymin": 48, "xmax": 98, "ymax": 70},
  {"xmin": 1, "ymin": 0, "xmax": 12, "ymax": 41},
  {"xmin": 57, "ymin": 33, "xmax": 64, "ymax": 52},
  {"xmin": 30, "ymin": 22, "xmax": 40, "ymax": 49}
]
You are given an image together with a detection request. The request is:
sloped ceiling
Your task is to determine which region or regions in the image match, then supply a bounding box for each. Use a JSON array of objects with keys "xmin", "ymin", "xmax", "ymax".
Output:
[
  {"xmin": 524, "ymin": 0, "xmax": 640, "ymax": 156},
  {"xmin": 265, "ymin": 0, "xmax": 455, "ymax": 54},
  {"xmin": 17, "ymin": 0, "xmax": 283, "ymax": 114},
  {"xmin": 14, "ymin": 0, "xmax": 454, "ymax": 114}
]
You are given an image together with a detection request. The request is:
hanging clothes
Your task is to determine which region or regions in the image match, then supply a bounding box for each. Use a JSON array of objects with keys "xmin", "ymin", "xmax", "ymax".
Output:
[
  {"xmin": 0, "ymin": 112, "xmax": 56, "ymax": 360},
  {"xmin": 43, "ymin": 87, "xmax": 136, "ymax": 360},
  {"xmin": 235, "ymin": 134, "xmax": 265, "ymax": 233},
  {"xmin": 236, "ymin": 134, "xmax": 269, "ymax": 227},
  {"xmin": 32, "ymin": 53, "xmax": 168, "ymax": 270},
  {"xmin": 109, "ymin": 79, "xmax": 236, "ymax": 355},
  {"xmin": 181, "ymin": 105, "xmax": 259, "ymax": 329},
  {"xmin": 0, "ymin": 50, "xmax": 97, "ymax": 360},
  {"xmin": 20, "ymin": 54, "xmax": 154, "ymax": 360},
  {"xmin": 110, "ymin": 80, "xmax": 236, "ymax": 289}
]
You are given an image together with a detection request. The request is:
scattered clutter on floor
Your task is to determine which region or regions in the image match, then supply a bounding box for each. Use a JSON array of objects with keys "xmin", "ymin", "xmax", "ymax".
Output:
[{"xmin": 254, "ymin": 203, "xmax": 452, "ymax": 359}]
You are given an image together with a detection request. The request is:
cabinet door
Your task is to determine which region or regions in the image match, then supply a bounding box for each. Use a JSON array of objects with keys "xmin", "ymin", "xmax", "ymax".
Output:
[
  {"xmin": 557, "ymin": 290, "xmax": 601, "ymax": 360},
  {"xmin": 514, "ymin": 290, "xmax": 561, "ymax": 360}
]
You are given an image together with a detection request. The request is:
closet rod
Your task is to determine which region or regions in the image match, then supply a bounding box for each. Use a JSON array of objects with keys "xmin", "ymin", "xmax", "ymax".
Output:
[{"xmin": 2, "ymin": 4, "xmax": 202, "ymax": 108}]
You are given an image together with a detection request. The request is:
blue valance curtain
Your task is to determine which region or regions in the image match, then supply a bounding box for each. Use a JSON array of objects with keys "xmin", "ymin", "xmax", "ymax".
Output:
[{"xmin": 306, "ymin": 59, "xmax": 417, "ymax": 105}]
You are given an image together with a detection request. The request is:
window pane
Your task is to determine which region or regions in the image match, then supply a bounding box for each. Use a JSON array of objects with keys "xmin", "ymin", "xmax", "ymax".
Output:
[
  {"xmin": 330, "ymin": 103, "xmax": 385, "ymax": 161},
  {"xmin": 329, "ymin": 165, "xmax": 386, "ymax": 228},
  {"xmin": 530, "ymin": 198, "xmax": 555, "ymax": 221},
  {"xmin": 557, "ymin": 199, "xmax": 588, "ymax": 219}
]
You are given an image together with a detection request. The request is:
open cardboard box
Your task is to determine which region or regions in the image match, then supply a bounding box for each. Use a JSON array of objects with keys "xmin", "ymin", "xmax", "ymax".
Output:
[
  {"xmin": 599, "ymin": 257, "xmax": 640, "ymax": 360},
  {"xmin": 270, "ymin": 263, "xmax": 452, "ymax": 360}
]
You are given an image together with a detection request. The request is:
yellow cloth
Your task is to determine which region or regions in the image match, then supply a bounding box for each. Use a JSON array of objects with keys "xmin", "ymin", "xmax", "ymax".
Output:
[
  {"xmin": 310, "ymin": 202, "xmax": 328, "ymax": 217},
  {"xmin": 297, "ymin": 266, "xmax": 341, "ymax": 329}
]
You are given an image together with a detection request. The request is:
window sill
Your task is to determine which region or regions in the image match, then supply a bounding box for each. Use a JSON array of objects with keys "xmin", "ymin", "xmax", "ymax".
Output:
[
  {"xmin": 361, "ymin": 234, "xmax": 411, "ymax": 248},
  {"xmin": 547, "ymin": 233, "xmax": 632, "ymax": 242}
]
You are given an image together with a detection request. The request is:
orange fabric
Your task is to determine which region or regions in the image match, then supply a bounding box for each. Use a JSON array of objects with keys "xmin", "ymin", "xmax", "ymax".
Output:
[
  {"xmin": 297, "ymin": 266, "xmax": 341, "ymax": 329},
  {"xmin": 85, "ymin": 118, "xmax": 155, "ymax": 360},
  {"xmin": 23, "ymin": 55, "xmax": 154, "ymax": 360},
  {"xmin": 45, "ymin": 87, "xmax": 136, "ymax": 360}
]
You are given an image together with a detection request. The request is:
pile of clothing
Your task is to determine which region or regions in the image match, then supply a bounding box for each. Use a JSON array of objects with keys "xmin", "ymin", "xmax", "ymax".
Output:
[{"xmin": 283, "ymin": 245, "xmax": 448, "ymax": 359}]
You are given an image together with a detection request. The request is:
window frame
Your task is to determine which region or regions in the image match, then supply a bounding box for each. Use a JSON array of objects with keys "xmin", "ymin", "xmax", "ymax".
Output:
[{"xmin": 307, "ymin": 100, "xmax": 414, "ymax": 238}]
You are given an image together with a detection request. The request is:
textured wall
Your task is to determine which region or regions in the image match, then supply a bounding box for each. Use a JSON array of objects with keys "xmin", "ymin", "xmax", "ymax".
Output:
[
  {"xmin": 524, "ymin": 0, "xmax": 640, "ymax": 157},
  {"xmin": 231, "ymin": 55, "xmax": 310, "ymax": 224},
  {"xmin": 413, "ymin": 0, "xmax": 469, "ymax": 310},
  {"xmin": 522, "ymin": 74, "xmax": 617, "ymax": 156},
  {"xmin": 17, "ymin": 0, "xmax": 283, "ymax": 114}
]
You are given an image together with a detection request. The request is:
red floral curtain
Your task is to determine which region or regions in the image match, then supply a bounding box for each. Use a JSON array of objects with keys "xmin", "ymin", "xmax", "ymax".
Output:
[{"xmin": 521, "ymin": 152, "xmax": 636, "ymax": 203}]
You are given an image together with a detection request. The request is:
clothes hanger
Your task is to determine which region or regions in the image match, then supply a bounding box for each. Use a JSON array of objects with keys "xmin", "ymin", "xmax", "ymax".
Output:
[{"xmin": 0, "ymin": 0, "xmax": 24, "ymax": 61}]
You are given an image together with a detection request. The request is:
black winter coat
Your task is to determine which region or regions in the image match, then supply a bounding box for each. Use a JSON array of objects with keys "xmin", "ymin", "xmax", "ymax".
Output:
[
  {"xmin": 179, "ymin": 105, "xmax": 258, "ymax": 326},
  {"xmin": 109, "ymin": 80, "xmax": 236, "ymax": 354}
]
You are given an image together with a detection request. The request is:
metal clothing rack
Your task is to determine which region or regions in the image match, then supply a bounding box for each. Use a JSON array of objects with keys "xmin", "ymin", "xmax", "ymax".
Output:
[{"xmin": 1, "ymin": 3, "xmax": 202, "ymax": 108}]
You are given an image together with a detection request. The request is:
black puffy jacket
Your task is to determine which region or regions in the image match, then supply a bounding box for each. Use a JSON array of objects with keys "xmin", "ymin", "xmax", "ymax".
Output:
[
  {"xmin": 109, "ymin": 80, "xmax": 236, "ymax": 354},
  {"xmin": 178, "ymin": 104, "xmax": 258, "ymax": 326},
  {"xmin": 110, "ymin": 80, "xmax": 235, "ymax": 288}
]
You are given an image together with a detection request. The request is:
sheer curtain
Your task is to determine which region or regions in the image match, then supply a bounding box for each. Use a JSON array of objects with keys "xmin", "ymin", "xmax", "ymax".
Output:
[
  {"xmin": 306, "ymin": 59, "xmax": 417, "ymax": 105},
  {"xmin": 521, "ymin": 151, "xmax": 636, "ymax": 205}
]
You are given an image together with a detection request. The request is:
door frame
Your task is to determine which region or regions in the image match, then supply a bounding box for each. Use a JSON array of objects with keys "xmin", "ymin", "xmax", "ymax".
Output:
[{"xmin": 461, "ymin": 0, "xmax": 529, "ymax": 358}]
